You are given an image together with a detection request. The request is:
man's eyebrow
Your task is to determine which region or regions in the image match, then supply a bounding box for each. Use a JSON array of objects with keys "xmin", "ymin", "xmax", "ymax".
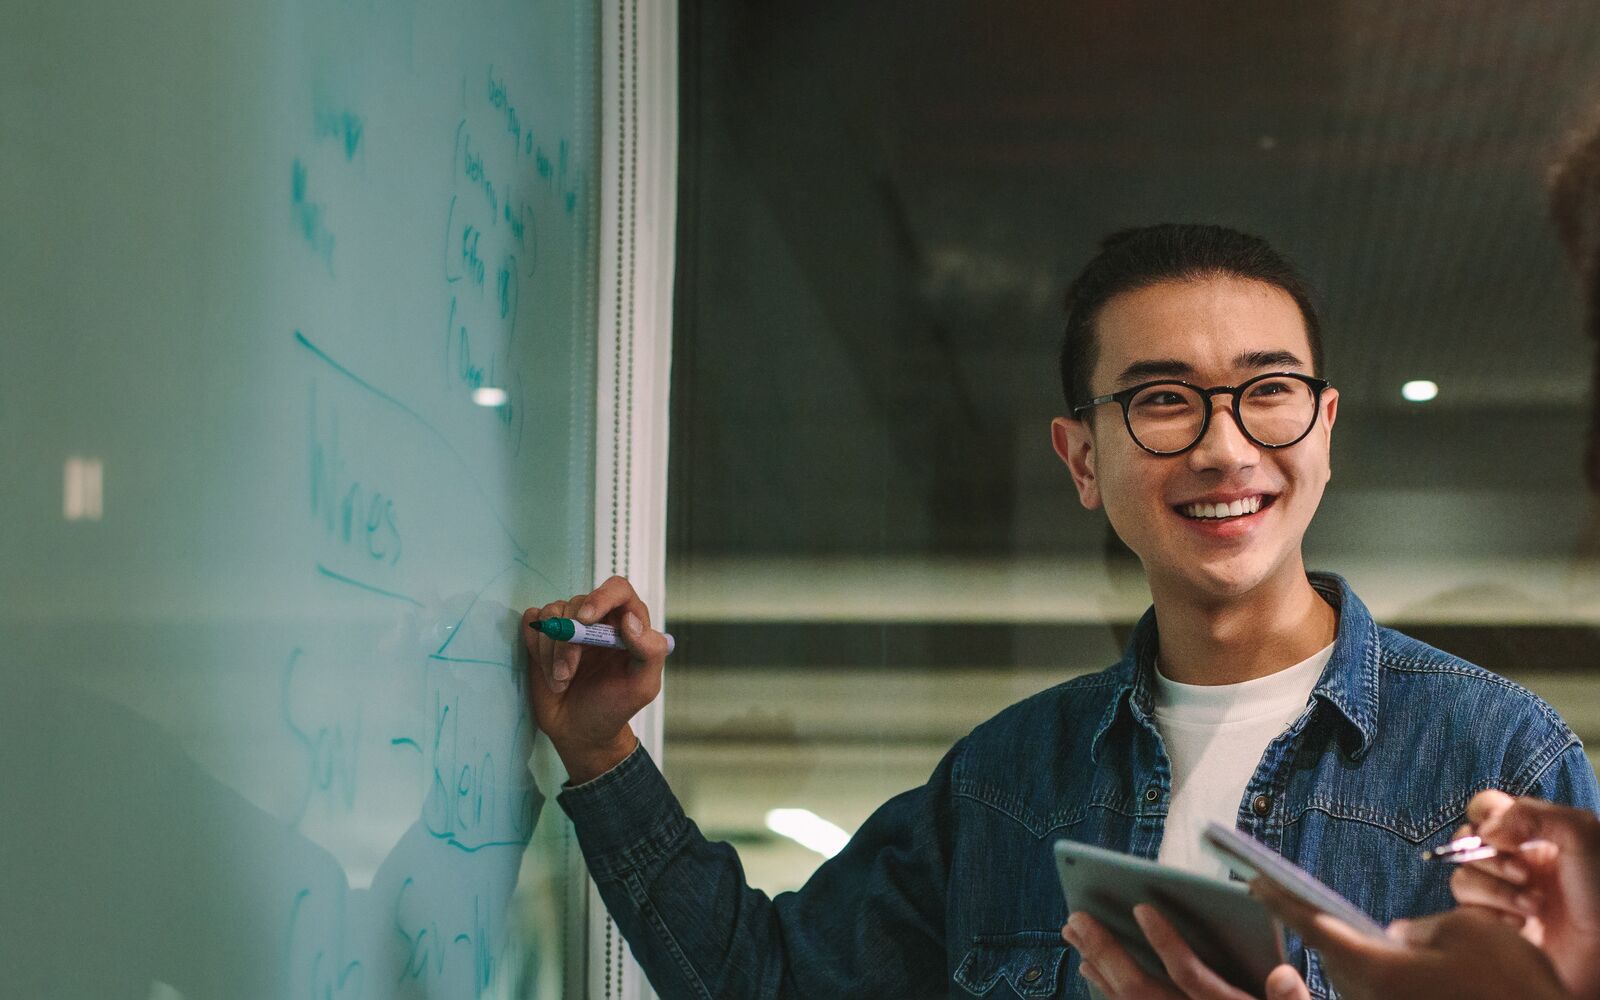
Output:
[
  {"xmin": 1114, "ymin": 359, "xmax": 1194, "ymax": 386},
  {"xmin": 1236, "ymin": 349, "xmax": 1306, "ymax": 370},
  {"xmin": 1111, "ymin": 350, "xmax": 1310, "ymax": 389}
]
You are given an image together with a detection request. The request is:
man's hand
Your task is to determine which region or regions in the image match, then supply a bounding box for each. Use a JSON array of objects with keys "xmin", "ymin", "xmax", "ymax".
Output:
[
  {"xmin": 1448, "ymin": 790, "xmax": 1600, "ymax": 1000},
  {"xmin": 520, "ymin": 576, "xmax": 670, "ymax": 784},
  {"xmin": 1062, "ymin": 908, "xmax": 1309, "ymax": 1000},
  {"xmin": 1253, "ymin": 879, "xmax": 1571, "ymax": 1000}
]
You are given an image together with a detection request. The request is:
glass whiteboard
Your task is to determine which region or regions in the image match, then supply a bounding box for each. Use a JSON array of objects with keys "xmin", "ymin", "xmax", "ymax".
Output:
[{"xmin": 0, "ymin": 1, "xmax": 601, "ymax": 996}]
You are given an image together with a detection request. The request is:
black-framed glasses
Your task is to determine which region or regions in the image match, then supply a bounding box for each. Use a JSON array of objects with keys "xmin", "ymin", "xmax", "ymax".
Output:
[{"xmin": 1072, "ymin": 372, "xmax": 1331, "ymax": 456}]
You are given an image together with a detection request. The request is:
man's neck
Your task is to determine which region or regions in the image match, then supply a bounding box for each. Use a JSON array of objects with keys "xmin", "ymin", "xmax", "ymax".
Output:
[{"xmin": 1150, "ymin": 568, "xmax": 1338, "ymax": 686}]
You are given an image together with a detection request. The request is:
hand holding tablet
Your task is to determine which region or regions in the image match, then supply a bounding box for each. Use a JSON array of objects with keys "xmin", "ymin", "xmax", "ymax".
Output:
[
  {"xmin": 1057, "ymin": 827, "xmax": 1385, "ymax": 998},
  {"xmin": 1056, "ymin": 841, "xmax": 1285, "ymax": 997}
]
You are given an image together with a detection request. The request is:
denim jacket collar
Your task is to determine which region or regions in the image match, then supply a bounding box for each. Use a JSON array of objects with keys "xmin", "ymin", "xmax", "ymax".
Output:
[{"xmin": 1089, "ymin": 572, "xmax": 1379, "ymax": 764}]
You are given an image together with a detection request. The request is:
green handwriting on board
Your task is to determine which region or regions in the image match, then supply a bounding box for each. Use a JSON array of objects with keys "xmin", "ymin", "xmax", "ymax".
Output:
[{"xmin": 0, "ymin": 1, "xmax": 601, "ymax": 997}]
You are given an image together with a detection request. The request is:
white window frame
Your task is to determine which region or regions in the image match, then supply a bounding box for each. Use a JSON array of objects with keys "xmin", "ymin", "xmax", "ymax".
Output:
[{"xmin": 589, "ymin": 1, "xmax": 677, "ymax": 997}]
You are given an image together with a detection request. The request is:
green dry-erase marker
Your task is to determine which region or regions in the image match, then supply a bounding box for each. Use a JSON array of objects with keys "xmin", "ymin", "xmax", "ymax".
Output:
[{"xmin": 529, "ymin": 617, "xmax": 676, "ymax": 655}]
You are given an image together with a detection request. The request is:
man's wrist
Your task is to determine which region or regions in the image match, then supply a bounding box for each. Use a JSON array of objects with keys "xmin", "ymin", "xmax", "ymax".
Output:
[{"xmin": 559, "ymin": 731, "xmax": 640, "ymax": 785}]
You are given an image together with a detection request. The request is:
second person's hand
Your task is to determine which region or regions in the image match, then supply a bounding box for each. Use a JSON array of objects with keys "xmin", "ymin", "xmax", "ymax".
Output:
[
  {"xmin": 1449, "ymin": 790, "xmax": 1600, "ymax": 1000},
  {"xmin": 521, "ymin": 575, "xmax": 671, "ymax": 784},
  {"xmin": 1253, "ymin": 877, "xmax": 1571, "ymax": 1000}
]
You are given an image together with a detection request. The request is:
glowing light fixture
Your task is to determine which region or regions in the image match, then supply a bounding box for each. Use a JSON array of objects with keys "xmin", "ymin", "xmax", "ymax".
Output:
[
  {"xmin": 1401, "ymin": 380, "xmax": 1438, "ymax": 403},
  {"xmin": 472, "ymin": 386, "xmax": 509, "ymax": 407},
  {"xmin": 765, "ymin": 808, "xmax": 850, "ymax": 859}
]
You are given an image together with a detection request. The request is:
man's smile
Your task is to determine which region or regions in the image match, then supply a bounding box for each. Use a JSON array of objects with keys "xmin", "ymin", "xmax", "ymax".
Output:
[{"xmin": 1174, "ymin": 492, "xmax": 1278, "ymax": 521}]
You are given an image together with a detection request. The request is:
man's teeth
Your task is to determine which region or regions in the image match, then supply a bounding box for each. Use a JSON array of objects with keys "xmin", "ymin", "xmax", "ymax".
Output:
[{"xmin": 1182, "ymin": 496, "xmax": 1264, "ymax": 519}]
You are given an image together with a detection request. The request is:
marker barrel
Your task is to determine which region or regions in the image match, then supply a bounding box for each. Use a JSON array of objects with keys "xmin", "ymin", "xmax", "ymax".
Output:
[{"xmin": 532, "ymin": 617, "xmax": 676, "ymax": 655}]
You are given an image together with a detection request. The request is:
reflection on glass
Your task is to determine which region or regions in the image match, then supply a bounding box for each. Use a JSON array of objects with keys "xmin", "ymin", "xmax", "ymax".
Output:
[{"xmin": 63, "ymin": 456, "xmax": 103, "ymax": 521}]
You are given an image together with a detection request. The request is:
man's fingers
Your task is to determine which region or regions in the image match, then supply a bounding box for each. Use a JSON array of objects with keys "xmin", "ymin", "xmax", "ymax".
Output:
[
  {"xmin": 555, "ymin": 644, "xmax": 582, "ymax": 689},
  {"xmin": 619, "ymin": 611, "xmax": 671, "ymax": 662},
  {"xmin": 535, "ymin": 599, "xmax": 578, "ymax": 691},
  {"xmin": 1065, "ymin": 912, "xmax": 1170, "ymax": 997},
  {"xmin": 1134, "ymin": 904, "xmax": 1253, "ymax": 999},
  {"xmin": 1078, "ymin": 960, "xmax": 1110, "ymax": 997},
  {"xmin": 582, "ymin": 576, "xmax": 651, "ymax": 630},
  {"xmin": 1452, "ymin": 864, "xmax": 1543, "ymax": 916},
  {"xmin": 542, "ymin": 594, "xmax": 587, "ymax": 684},
  {"xmin": 1264, "ymin": 965, "xmax": 1312, "ymax": 1000},
  {"xmin": 520, "ymin": 604, "xmax": 550, "ymax": 691},
  {"xmin": 520, "ymin": 607, "xmax": 552, "ymax": 692}
]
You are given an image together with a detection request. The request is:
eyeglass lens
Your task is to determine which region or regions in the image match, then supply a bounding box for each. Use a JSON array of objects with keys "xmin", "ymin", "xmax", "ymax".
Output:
[{"xmin": 1126, "ymin": 376, "xmax": 1317, "ymax": 453}]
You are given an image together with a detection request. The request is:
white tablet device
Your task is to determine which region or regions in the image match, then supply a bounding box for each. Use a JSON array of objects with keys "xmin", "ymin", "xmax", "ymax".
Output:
[
  {"xmin": 1054, "ymin": 840, "xmax": 1285, "ymax": 998},
  {"xmin": 1200, "ymin": 822, "xmax": 1387, "ymax": 939}
]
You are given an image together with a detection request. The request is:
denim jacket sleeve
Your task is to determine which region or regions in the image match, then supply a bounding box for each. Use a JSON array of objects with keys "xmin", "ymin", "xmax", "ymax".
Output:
[
  {"xmin": 1524, "ymin": 741, "xmax": 1600, "ymax": 814},
  {"xmin": 557, "ymin": 741, "xmax": 959, "ymax": 999}
]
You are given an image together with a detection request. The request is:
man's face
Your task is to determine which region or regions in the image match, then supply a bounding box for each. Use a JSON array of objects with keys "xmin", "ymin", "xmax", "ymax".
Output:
[{"xmin": 1051, "ymin": 276, "xmax": 1338, "ymax": 604}]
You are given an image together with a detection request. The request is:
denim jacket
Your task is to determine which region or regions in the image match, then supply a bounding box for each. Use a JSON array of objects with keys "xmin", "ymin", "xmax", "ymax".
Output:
[{"xmin": 559, "ymin": 575, "xmax": 1599, "ymax": 999}]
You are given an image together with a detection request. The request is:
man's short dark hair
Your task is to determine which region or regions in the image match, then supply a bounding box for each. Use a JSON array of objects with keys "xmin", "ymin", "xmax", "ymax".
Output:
[{"xmin": 1058, "ymin": 224, "xmax": 1325, "ymax": 410}]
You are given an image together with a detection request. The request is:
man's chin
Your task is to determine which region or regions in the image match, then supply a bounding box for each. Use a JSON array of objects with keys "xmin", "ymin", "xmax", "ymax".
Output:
[{"xmin": 1178, "ymin": 557, "xmax": 1286, "ymax": 604}]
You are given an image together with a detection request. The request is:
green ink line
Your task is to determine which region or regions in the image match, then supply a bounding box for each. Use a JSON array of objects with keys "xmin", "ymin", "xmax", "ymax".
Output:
[
  {"xmin": 429, "ymin": 653, "xmax": 512, "ymax": 669},
  {"xmin": 293, "ymin": 330, "xmax": 529, "ymax": 559},
  {"xmin": 448, "ymin": 837, "xmax": 525, "ymax": 853},
  {"xmin": 295, "ymin": 330, "xmax": 432, "ymax": 427},
  {"xmin": 315, "ymin": 563, "xmax": 424, "ymax": 607}
]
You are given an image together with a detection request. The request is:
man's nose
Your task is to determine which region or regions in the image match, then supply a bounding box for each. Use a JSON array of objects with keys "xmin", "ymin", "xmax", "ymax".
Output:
[{"xmin": 1187, "ymin": 395, "xmax": 1260, "ymax": 470}]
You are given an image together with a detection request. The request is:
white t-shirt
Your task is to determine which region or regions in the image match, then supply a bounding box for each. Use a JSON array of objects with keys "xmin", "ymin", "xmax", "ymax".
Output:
[{"xmin": 1151, "ymin": 644, "xmax": 1333, "ymax": 879}]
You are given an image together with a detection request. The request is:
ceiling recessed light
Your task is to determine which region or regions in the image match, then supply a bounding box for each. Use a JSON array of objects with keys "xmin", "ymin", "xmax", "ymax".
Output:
[
  {"xmin": 765, "ymin": 808, "xmax": 850, "ymax": 859},
  {"xmin": 1401, "ymin": 380, "xmax": 1438, "ymax": 403},
  {"xmin": 472, "ymin": 387, "xmax": 509, "ymax": 407}
]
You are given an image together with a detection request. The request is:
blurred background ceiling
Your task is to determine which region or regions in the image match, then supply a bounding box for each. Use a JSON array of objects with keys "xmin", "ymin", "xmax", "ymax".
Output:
[{"xmin": 669, "ymin": 0, "xmax": 1600, "ymax": 566}]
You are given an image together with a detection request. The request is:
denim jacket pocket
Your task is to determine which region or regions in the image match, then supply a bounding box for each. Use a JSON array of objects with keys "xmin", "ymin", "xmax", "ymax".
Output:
[
  {"xmin": 953, "ymin": 931, "xmax": 1070, "ymax": 997},
  {"xmin": 1301, "ymin": 946, "xmax": 1338, "ymax": 1000}
]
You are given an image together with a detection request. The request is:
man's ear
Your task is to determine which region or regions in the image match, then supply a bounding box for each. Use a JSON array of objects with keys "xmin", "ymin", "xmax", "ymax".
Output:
[
  {"xmin": 1319, "ymin": 387, "xmax": 1339, "ymax": 481},
  {"xmin": 1051, "ymin": 416, "xmax": 1102, "ymax": 510}
]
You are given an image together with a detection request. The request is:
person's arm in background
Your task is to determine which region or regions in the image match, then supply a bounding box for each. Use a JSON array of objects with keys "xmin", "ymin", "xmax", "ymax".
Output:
[
  {"xmin": 521, "ymin": 576, "xmax": 953, "ymax": 999},
  {"xmin": 1253, "ymin": 879, "xmax": 1571, "ymax": 1000},
  {"xmin": 1253, "ymin": 787, "xmax": 1600, "ymax": 1000},
  {"xmin": 1446, "ymin": 789, "xmax": 1600, "ymax": 1000}
]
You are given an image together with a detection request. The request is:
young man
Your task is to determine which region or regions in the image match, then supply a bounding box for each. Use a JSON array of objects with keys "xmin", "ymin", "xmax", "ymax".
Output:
[{"xmin": 522, "ymin": 224, "xmax": 1600, "ymax": 999}]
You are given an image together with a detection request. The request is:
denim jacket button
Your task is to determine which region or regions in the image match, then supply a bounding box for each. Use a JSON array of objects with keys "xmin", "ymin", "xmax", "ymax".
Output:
[
  {"xmin": 1144, "ymin": 786, "xmax": 1160, "ymax": 803},
  {"xmin": 1252, "ymin": 794, "xmax": 1273, "ymax": 817},
  {"xmin": 1023, "ymin": 966, "xmax": 1043, "ymax": 983}
]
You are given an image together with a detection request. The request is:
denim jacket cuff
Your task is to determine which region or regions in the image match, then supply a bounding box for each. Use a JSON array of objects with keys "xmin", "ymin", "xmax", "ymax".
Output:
[{"xmin": 557, "ymin": 743, "xmax": 689, "ymax": 880}]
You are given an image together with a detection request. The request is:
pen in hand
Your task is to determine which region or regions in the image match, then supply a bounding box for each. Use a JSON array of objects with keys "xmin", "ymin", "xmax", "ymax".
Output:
[{"xmin": 1421, "ymin": 834, "xmax": 1508, "ymax": 864}]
